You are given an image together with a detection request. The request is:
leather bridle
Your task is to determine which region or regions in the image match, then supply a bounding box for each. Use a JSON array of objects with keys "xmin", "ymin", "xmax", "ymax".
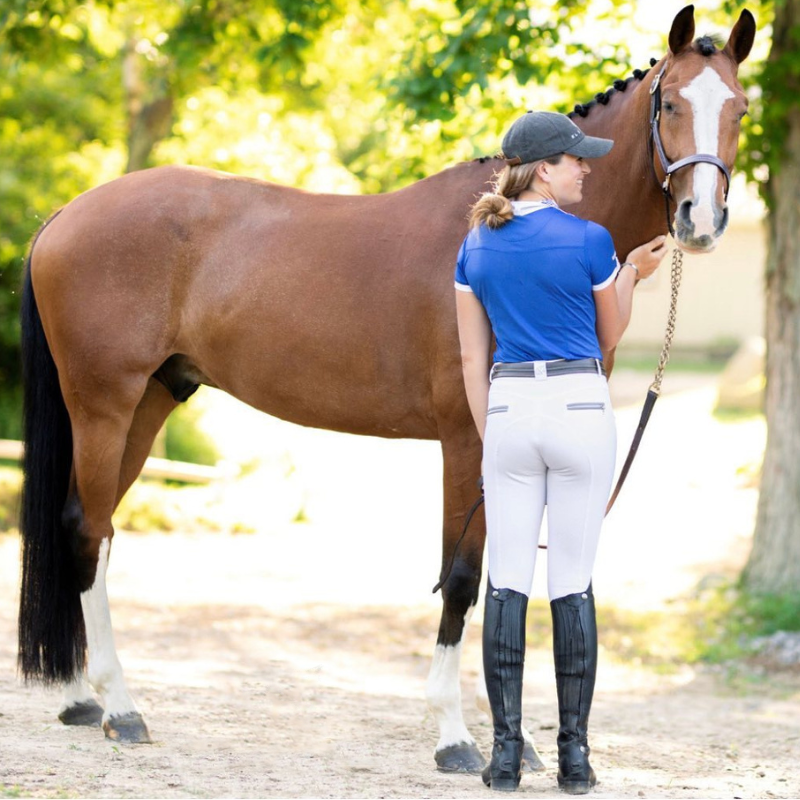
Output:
[{"xmin": 649, "ymin": 60, "xmax": 732, "ymax": 238}]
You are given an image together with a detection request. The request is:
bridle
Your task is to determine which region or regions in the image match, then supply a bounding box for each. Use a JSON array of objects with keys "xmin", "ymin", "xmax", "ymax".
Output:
[{"xmin": 649, "ymin": 60, "xmax": 732, "ymax": 238}]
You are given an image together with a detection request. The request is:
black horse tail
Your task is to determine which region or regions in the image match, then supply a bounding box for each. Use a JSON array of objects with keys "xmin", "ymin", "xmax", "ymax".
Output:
[{"xmin": 18, "ymin": 224, "xmax": 86, "ymax": 684}]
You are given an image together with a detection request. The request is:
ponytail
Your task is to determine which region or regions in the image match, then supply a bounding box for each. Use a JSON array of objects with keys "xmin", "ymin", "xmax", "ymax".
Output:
[
  {"xmin": 469, "ymin": 194, "xmax": 513, "ymax": 230},
  {"xmin": 469, "ymin": 155, "xmax": 563, "ymax": 230}
]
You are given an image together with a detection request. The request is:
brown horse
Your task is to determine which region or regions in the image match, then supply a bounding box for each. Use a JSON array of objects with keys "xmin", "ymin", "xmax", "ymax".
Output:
[{"xmin": 18, "ymin": 5, "xmax": 754, "ymax": 772}]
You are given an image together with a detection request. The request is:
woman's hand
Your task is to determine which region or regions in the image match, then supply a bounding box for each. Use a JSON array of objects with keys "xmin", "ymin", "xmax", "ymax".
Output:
[{"xmin": 624, "ymin": 235, "xmax": 669, "ymax": 279}]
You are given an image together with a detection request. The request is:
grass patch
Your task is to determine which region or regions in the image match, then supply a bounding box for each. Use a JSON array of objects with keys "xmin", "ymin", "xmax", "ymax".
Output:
[{"xmin": 690, "ymin": 581, "xmax": 800, "ymax": 663}]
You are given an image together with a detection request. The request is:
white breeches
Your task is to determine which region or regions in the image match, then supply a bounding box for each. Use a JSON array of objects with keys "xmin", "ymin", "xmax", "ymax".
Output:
[{"xmin": 483, "ymin": 371, "xmax": 616, "ymax": 601}]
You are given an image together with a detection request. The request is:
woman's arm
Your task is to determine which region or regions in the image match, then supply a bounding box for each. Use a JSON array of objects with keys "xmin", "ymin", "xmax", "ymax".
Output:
[
  {"xmin": 456, "ymin": 290, "xmax": 493, "ymax": 441},
  {"xmin": 595, "ymin": 235, "xmax": 668, "ymax": 352}
]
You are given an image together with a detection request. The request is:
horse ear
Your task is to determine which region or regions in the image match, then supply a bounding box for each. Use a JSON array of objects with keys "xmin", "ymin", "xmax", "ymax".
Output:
[
  {"xmin": 669, "ymin": 5, "xmax": 696, "ymax": 56},
  {"xmin": 723, "ymin": 9, "xmax": 756, "ymax": 64}
]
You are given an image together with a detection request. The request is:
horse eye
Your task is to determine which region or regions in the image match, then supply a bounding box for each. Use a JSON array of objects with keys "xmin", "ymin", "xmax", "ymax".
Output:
[
  {"xmin": 737, "ymin": 110, "xmax": 749, "ymax": 122},
  {"xmin": 663, "ymin": 101, "xmax": 676, "ymax": 113}
]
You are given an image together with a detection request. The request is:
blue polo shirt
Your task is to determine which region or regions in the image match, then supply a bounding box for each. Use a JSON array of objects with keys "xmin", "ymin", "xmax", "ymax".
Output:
[{"xmin": 454, "ymin": 204, "xmax": 620, "ymax": 363}]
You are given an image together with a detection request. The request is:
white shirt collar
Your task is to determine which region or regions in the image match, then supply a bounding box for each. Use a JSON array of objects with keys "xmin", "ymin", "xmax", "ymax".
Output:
[{"xmin": 511, "ymin": 199, "xmax": 559, "ymax": 216}]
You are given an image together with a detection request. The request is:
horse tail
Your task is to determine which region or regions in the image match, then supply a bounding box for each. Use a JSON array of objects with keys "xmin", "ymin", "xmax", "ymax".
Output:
[{"xmin": 18, "ymin": 222, "xmax": 87, "ymax": 684}]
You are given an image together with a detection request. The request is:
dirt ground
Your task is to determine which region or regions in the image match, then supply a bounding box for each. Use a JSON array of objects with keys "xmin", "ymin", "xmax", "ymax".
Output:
[{"xmin": 1, "ymin": 375, "xmax": 799, "ymax": 799}]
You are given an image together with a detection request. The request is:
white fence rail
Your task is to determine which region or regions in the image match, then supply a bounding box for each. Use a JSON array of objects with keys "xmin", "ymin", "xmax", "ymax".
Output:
[{"xmin": 0, "ymin": 440, "xmax": 230, "ymax": 484}]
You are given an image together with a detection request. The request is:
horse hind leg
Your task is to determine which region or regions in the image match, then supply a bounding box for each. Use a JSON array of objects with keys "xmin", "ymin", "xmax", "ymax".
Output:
[
  {"xmin": 59, "ymin": 379, "xmax": 181, "ymax": 743},
  {"xmin": 59, "ymin": 377, "xmax": 179, "ymax": 739}
]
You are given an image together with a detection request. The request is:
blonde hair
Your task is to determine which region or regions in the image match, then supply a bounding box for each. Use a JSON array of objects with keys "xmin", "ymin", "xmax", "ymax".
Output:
[{"xmin": 469, "ymin": 156, "xmax": 563, "ymax": 230}]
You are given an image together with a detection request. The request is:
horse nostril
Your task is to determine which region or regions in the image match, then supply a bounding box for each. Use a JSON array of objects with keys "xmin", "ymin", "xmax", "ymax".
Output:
[
  {"xmin": 677, "ymin": 199, "xmax": 694, "ymax": 230},
  {"xmin": 716, "ymin": 204, "xmax": 729, "ymax": 236}
]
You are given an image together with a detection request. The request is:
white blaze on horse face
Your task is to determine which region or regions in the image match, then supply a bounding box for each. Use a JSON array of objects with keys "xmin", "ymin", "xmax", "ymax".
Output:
[
  {"xmin": 81, "ymin": 538, "xmax": 139, "ymax": 720},
  {"xmin": 426, "ymin": 606, "xmax": 476, "ymax": 752},
  {"xmin": 680, "ymin": 66, "xmax": 735, "ymax": 238}
]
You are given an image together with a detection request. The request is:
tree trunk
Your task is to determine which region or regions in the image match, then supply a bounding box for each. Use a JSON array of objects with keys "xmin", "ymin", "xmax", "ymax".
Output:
[
  {"xmin": 123, "ymin": 37, "xmax": 173, "ymax": 174},
  {"xmin": 743, "ymin": 0, "xmax": 800, "ymax": 593}
]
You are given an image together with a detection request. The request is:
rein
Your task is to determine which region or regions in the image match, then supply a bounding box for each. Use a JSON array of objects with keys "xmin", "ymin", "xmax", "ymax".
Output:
[
  {"xmin": 431, "ymin": 250, "xmax": 683, "ymax": 595},
  {"xmin": 648, "ymin": 61, "xmax": 731, "ymax": 238}
]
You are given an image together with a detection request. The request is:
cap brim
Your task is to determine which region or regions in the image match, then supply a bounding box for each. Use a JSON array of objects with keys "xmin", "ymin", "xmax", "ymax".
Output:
[{"xmin": 565, "ymin": 136, "xmax": 614, "ymax": 158}]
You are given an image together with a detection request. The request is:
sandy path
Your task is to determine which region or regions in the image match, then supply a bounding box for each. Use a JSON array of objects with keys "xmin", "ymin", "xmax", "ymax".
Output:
[{"xmin": 1, "ymin": 377, "xmax": 799, "ymax": 799}]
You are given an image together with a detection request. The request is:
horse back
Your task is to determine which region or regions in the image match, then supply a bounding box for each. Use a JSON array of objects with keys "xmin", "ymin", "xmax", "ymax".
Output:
[{"xmin": 31, "ymin": 162, "xmax": 498, "ymax": 438}]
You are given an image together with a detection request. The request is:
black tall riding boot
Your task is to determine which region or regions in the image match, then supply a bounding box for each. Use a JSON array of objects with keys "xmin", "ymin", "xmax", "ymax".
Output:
[
  {"xmin": 551, "ymin": 586, "xmax": 598, "ymax": 795},
  {"xmin": 482, "ymin": 580, "xmax": 528, "ymax": 792}
]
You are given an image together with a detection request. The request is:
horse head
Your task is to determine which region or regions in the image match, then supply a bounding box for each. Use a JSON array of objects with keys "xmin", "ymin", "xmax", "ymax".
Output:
[{"xmin": 654, "ymin": 5, "xmax": 756, "ymax": 253}]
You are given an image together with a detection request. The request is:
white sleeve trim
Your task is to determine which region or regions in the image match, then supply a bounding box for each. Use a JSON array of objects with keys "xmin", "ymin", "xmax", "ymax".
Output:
[
  {"xmin": 454, "ymin": 281, "xmax": 474, "ymax": 293},
  {"xmin": 593, "ymin": 263, "xmax": 620, "ymax": 292}
]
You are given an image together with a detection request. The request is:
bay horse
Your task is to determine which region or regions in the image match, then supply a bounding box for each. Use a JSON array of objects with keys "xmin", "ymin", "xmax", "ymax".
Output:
[{"xmin": 18, "ymin": 5, "xmax": 754, "ymax": 772}]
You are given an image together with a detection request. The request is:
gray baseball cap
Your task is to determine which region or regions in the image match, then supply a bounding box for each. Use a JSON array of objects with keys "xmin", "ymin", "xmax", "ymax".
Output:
[{"xmin": 501, "ymin": 111, "xmax": 614, "ymax": 163}]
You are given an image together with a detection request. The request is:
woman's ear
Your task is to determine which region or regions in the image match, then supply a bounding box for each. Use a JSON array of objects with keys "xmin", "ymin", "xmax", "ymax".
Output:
[{"xmin": 536, "ymin": 162, "xmax": 551, "ymax": 184}]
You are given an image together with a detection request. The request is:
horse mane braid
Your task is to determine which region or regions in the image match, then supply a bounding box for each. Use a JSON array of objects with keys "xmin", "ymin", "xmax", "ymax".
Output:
[
  {"xmin": 569, "ymin": 58, "xmax": 658, "ymax": 119},
  {"xmin": 568, "ymin": 35, "xmax": 720, "ymax": 121}
]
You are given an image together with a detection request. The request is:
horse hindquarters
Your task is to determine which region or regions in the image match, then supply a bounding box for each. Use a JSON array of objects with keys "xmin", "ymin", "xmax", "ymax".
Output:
[
  {"xmin": 18, "ymin": 260, "xmax": 86, "ymax": 684},
  {"xmin": 20, "ymin": 242, "xmax": 168, "ymax": 742}
]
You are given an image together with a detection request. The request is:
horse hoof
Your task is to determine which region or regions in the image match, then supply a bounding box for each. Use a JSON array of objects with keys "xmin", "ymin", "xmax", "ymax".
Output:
[
  {"xmin": 522, "ymin": 740, "xmax": 546, "ymax": 772},
  {"xmin": 435, "ymin": 743, "xmax": 487, "ymax": 773},
  {"xmin": 103, "ymin": 712, "xmax": 153, "ymax": 744},
  {"xmin": 58, "ymin": 699, "xmax": 104, "ymax": 727}
]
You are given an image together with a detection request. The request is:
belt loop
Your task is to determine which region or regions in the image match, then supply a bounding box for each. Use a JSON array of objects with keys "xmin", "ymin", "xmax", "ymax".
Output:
[
  {"xmin": 489, "ymin": 363, "xmax": 498, "ymax": 383},
  {"xmin": 596, "ymin": 358, "xmax": 602, "ymax": 377},
  {"xmin": 534, "ymin": 360, "xmax": 547, "ymax": 380}
]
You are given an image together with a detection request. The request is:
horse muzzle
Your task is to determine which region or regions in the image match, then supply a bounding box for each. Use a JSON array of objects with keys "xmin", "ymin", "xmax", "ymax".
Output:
[{"xmin": 673, "ymin": 196, "xmax": 729, "ymax": 253}]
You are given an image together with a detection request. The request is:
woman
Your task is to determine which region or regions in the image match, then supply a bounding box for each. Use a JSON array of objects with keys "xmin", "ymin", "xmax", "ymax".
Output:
[{"xmin": 454, "ymin": 111, "xmax": 667, "ymax": 794}]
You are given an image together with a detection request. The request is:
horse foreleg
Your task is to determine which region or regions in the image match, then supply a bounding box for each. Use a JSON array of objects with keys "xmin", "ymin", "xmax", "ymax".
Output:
[{"xmin": 426, "ymin": 430, "xmax": 485, "ymax": 773}]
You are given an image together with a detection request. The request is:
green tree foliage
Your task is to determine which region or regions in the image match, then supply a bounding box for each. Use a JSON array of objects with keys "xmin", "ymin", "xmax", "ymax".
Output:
[{"xmin": 390, "ymin": 0, "xmax": 628, "ymax": 121}]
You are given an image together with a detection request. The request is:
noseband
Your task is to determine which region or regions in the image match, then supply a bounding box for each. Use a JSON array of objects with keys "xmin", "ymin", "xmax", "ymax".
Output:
[{"xmin": 649, "ymin": 61, "xmax": 732, "ymax": 238}]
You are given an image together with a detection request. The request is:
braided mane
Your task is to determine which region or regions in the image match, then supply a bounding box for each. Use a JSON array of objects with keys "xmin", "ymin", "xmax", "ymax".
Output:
[{"xmin": 569, "ymin": 35, "xmax": 725, "ymax": 119}]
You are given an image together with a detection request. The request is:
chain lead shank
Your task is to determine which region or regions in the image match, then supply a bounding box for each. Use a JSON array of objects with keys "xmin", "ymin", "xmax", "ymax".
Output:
[{"xmin": 650, "ymin": 247, "xmax": 684, "ymax": 395}]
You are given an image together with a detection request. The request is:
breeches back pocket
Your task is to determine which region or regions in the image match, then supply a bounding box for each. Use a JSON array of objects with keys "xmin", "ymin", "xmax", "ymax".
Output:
[{"xmin": 566, "ymin": 402, "xmax": 606, "ymax": 411}]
